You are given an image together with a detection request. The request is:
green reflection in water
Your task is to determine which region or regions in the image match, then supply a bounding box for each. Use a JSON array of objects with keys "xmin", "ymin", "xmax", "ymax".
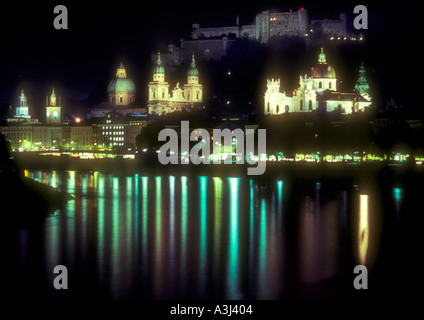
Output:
[
  {"xmin": 248, "ymin": 179, "xmax": 255, "ymax": 286},
  {"xmin": 126, "ymin": 177, "xmax": 133, "ymax": 264},
  {"xmin": 66, "ymin": 172, "xmax": 76, "ymax": 263},
  {"xmin": 213, "ymin": 177, "xmax": 222, "ymax": 279},
  {"xmin": 227, "ymin": 177, "xmax": 240, "ymax": 299},
  {"xmin": 154, "ymin": 176, "xmax": 162, "ymax": 297},
  {"xmin": 97, "ymin": 174, "xmax": 105, "ymax": 283},
  {"xmin": 134, "ymin": 174, "xmax": 139, "ymax": 251},
  {"xmin": 169, "ymin": 176, "xmax": 176, "ymax": 250},
  {"xmin": 393, "ymin": 188, "xmax": 402, "ymax": 221},
  {"xmin": 51, "ymin": 170, "xmax": 58, "ymax": 189},
  {"xmin": 155, "ymin": 176, "xmax": 162, "ymax": 250},
  {"xmin": 112, "ymin": 177, "xmax": 120, "ymax": 293},
  {"xmin": 180, "ymin": 176, "xmax": 188, "ymax": 282},
  {"xmin": 169, "ymin": 176, "xmax": 176, "ymax": 282},
  {"xmin": 141, "ymin": 177, "xmax": 149, "ymax": 259},
  {"xmin": 68, "ymin": 171, "xmax": 75, "ymax": 193},
  {"xmin": 199, "ymin": 176, "xmax": 208, "ymax": 294},
  {"xmin": 277, "ymin": 180, "xmax": 283, "ymax": 217},
  {"xmin": 259, "ymin": 198, "xmax": 267, "ymax": 297}
]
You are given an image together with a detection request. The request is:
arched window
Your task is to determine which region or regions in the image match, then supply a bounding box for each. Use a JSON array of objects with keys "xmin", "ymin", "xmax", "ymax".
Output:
[
  {"xmin": 285, "ymin": 105, "xmax": 289, "ymax": 113},
  {"xmin": 337, "ymin": 104, "xmax": 342, "ymax": 113},
  {"xmin": 329, "ymin": 82, "xmax": 332, "ymax": 89},
  {"xmin": 319, "ymin": 81, "xmax": 322, "ymax": 89},
  {"xmin": 267, "ymin": 102, "xmax": 270, "ymax": 113},
  {"xmin": 120, "ymin": 97, "xmax": 123, "ymax": 103},
  {"xmin": 309, "ymin": 100, "xmax": 313, "ymax": 111},
  {"xmin": 300, "ymin": 100, "xmax": 303, "ymax": 111},
  {"xmin": 276, "ymin": 105, "xmax": 279, "ymax": 113}
]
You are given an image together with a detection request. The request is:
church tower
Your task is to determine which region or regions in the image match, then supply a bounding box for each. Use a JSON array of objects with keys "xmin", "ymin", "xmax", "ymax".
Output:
[
  {"xmin": 355, "ymin": 61, "xmax": 371, "ymax": 101},
  {"xmin": 148, "ymin": 51, "xmax": 170, "ymax": 102},
  {"xmin": 46, "ymin": 88, "xmax": 62, "ymax": 124},
  {"xmin": 15, "ymin": 90, "xmax": 31, "ymax": 119},
  {"xmin": 183, "ymin": 54, "xmax": 203, "ymax": 103}
]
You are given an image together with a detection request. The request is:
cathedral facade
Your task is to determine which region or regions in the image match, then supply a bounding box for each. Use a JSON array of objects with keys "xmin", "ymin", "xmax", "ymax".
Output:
[
  {"xmin": 264, "ymin": 48, "xmax": 372, "ymax": 115},
  {"xmin": 148, "ymin": 52, "xmax": 203, "ymax": 115}
]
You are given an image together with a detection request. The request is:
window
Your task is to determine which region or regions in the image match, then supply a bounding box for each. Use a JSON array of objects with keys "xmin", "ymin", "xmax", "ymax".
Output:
[
  {"xmin": 329, "ymin": 82, "xmax": 332, "ymax": 89},
  {"xmin": 309, "ymin": 100, "xmax": 313, "ymax": 111},
  {"xmin": 267, "ymin": 102, "xmax": 270, "ymax": 113},
  {"xmin": 120, "ymin": 97, "xmax": 123, "ymax": 103},
  {"xmin": 276, "ymin": 105, "xmax": 279, "ymax": 113},
  {"xmin": 300, "ymin": 100, "xmax": 303, "ymax": 111},
  {"xmin": 319, "ymin": 81, "xmax": 322, "ymax": 89},
  {"xmin": 285, "ymin": 105, "xmax": 289, "ymax": 113}
]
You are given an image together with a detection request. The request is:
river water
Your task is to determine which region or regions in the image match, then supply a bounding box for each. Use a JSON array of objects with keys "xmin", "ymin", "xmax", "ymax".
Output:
[{"xmin": 9, "ymin": 169, "xmax": 423, "ymax": 300}]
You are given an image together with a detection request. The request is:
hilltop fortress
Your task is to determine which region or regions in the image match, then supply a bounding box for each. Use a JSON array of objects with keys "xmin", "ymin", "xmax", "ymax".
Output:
[{"xmin": 160, "ymin": 8, "xmax": 361, "ymax": 67}]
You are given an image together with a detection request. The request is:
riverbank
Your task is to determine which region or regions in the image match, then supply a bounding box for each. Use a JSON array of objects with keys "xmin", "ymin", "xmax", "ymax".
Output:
[{"xmin": 13, "ymin": 152, "xmax": 424, "ymax": 185}]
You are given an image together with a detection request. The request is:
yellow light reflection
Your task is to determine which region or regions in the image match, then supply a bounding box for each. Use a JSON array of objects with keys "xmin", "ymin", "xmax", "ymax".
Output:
[{"xmin": 358, "ymin": 194, "xmax": 369, "ymax": 265}]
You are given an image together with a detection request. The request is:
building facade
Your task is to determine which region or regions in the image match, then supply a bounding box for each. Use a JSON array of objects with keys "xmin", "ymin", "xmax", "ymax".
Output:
[
  {"xmin": 264, "ymin": 48, "xmax": 372, "ymax": 115},
  {"xmin": 148, "ymin": 52, "xmax": 203, "ymax": 115}
]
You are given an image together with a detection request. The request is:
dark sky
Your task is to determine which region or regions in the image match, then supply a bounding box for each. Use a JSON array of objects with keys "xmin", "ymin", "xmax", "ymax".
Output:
[{"xmin": 0, "ymin": 1, "xmax": 421, "ymax": 112}]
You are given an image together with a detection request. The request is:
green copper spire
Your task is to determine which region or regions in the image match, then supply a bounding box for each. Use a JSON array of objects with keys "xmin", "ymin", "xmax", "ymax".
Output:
[
  {"xmin": 153, "ymin": 50, "xmax": 165, "ymax": 75},
  {"xmin": 355, "ymin": 61, "xmax": 370, "ymax": 99},
  {"xmin": 51, "ymin": 88, "xmax": 56, "ymax": 98},
  {"xmin": 318, "ymin": 48, "xmax": 326, "ymax": 64},
  {"xmin": 187, "ymin": 53, "xmax": 199, "ymax": 77}
]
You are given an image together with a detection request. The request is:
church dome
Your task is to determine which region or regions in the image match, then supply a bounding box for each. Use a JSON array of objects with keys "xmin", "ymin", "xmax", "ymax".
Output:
[
  {"xmin": 310, "ymin": 64, "xmax": 336, "ymax": 79},
  {"xmin": 108, "ymin": 62, "xmax": 136, "ymax": 93},
  {"xmin": 310, "ymin": 48, "xmax": 336, "ymax": 79},
  {"xmin": 108, "ymin": 77, "xmax": 136, "ymax": 93}
]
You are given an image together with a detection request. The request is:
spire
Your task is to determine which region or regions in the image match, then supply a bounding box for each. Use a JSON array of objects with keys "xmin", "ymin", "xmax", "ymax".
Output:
[
  {"xmin": 153, "ymin": 50, "xmax": 165, "ymax": 75},
  {"xmin": 355, "ymin": 61, "xmax": 370, "ymax": 99},
  {"xmin": 318, "ymin": 48, "xmax": 326, "ymax": 64},
  {"xmin": 50, "ymin": 88, "xmax": 57, "ymax": 106},
  {"xmin": 188, "ymin": 53, "xmax": 199, "ymax": 77},
  {"xmin": 18, "ymin": 89, "xmax": 27, "ymax": 107}
]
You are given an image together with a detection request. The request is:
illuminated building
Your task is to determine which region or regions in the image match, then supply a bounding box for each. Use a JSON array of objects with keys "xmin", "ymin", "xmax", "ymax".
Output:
[
  {"xmin": 45, "ymin": 88, "xmax": 62, "ymax": 124},
  {"xmin": 355, "ymin": 61, "xmax": 372, "ymax": 101},
  {"xmin": 148, "ymin": 52, "xmax": 203, "ymax": 115},
  {"xmin": 108, "ymin": 62, "xmax": 136, "ymax": 106},
  {"xmin": 264, "ymin": 48, "xmax": 372, "ymax": 115},
  {"xmin": 15, "ymin": 90, "xmax": 31, "ymax": 120}
]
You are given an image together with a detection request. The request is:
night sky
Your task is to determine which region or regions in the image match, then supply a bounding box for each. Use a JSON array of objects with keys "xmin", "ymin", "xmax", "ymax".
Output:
[{"xmin": 0, "ymin": 1, "xmax": 421, "ymax": 115}]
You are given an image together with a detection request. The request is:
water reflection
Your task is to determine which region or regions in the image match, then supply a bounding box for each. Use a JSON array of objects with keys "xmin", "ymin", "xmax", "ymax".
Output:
[
  {"xmin": 358, "ymin": 194, "xmax": 369, "ymax": 265},
  {"xmin": 16, "ymin": 170, "xmax": 406, "ymax": 299}
]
